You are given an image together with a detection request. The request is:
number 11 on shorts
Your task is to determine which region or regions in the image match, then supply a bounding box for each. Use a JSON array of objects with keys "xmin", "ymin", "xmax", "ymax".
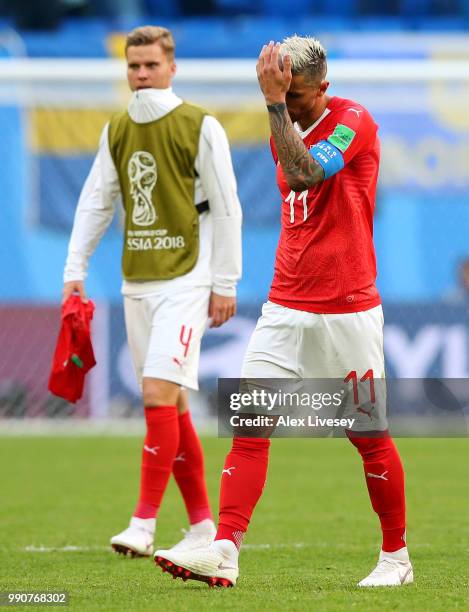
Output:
[{"xmin": 344, "ymin": 369, "xmax": 376, "ymax": 405}]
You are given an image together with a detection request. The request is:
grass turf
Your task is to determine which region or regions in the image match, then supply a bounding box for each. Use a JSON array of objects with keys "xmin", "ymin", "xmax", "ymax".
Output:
[{"xmin": 1, "ymin": 436, "xmax": 468, "ymax": 611}]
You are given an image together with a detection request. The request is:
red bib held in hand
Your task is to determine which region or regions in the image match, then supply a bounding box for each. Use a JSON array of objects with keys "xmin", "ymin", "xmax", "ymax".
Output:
[{"xmin": 48, "ymin": 296, "xmax": 96, "ymax": 403}]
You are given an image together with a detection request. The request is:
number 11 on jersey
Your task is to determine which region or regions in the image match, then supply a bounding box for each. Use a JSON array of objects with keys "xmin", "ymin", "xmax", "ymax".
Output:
[{"xmin": 285, "ymin": 190, "xmax": 309, "ymax": 223}]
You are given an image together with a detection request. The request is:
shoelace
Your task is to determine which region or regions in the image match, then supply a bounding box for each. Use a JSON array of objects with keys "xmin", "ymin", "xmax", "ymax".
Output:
[
  {"xmin": 179, "ymin": 528, "xmax": 207, "ymax": 542},
  {"xmin": 135, "ymin": 527, "xmax": 153, "ymax": 536},
  {"xmin": 370, "ymin": 558, "xmax": 401, "ymax": 576}
]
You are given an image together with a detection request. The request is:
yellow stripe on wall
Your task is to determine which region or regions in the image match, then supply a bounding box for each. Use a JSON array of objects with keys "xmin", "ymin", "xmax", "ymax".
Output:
[
  {"xmin": 29, "ymin": 109, "xmax": 115, "ymax": 153},
  {"xmin": 30, "ymin": 108, "xmax": 270, "ymax": 154},
  {"xmin": 216, "ymin": 110, "xmax": 270, "ymax": 144}
]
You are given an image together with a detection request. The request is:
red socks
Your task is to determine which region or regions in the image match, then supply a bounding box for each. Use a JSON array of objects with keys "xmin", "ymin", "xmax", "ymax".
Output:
[
  {"xmin": 134, "ymin": 406, "xmax": 179, "ymax": 519},
  {"xmin": 213, "ymin": 434, "xmax": 405, "ymax": 554},
  {"xmin": 172, "ymin": 411, "xmax": 212, "ymax": 524},
  {"xmin": 216, "ymin": 437, "xmax": 271, "ymax": 549},
  {"xmin": 348, "ymin": 435, "xmax": 406, "ymax": 552},
  {"xmin": 134, "ymin": 407, "xmax": 212, "ymax": 524}
]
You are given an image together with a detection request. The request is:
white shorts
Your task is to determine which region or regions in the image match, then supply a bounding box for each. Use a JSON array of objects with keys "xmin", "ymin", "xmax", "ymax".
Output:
[
  {"xmin": 242, "ymin": 301, "xmax": 385, "ymax": 379},
  {"xmin": 241, "ymin": 301, "xmax": 386, "ymax": 431},
  {"xmin": 124, "ymin": 287, "xmax": 210, "ymax": 390}
]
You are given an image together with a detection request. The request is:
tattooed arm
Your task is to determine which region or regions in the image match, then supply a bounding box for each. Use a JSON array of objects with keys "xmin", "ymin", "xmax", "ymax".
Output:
[
  {"xmin": 257, "ymin": 42, "xmax": 324, "ymax": 191},
  {"xmin": 267, "ymin": 102, "xmax": 324, "ymax": 191}
]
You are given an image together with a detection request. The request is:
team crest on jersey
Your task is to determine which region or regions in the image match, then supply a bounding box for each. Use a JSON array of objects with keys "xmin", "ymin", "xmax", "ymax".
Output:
[
  {"xmin": 128, "ymin": 151, "xmax": 158, "ymax": 227},
  {"xmin": 327, "ymin": 123, "xmax": 356, "ymax": 153}
]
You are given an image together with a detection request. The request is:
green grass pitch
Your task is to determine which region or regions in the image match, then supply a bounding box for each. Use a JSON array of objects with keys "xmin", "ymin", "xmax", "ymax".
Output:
[{"xmin": 1, "ymin": 436, "xmax": 468, "ymax": 611}]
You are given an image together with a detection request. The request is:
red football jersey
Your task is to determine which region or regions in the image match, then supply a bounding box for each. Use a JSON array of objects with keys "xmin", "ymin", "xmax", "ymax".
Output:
[{"xmin": 269, "ymin": 96, "xmax": 381, "ymax": 314}]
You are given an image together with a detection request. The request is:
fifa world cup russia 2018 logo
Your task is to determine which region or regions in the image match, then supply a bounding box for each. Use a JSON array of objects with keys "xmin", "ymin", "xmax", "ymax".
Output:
[{"xmin": 128, "ymin": 151, "xmax": 158, "ymax": 226}]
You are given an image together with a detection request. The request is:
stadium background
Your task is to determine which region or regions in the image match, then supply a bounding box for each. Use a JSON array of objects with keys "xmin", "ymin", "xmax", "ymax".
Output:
[
  {"xmin": 1, "ymin": 3, "xmax": 469, "ymax": 611},
  {"xmin": 0, "ymin": 1, "xmax": 468, "ymax": 424}
]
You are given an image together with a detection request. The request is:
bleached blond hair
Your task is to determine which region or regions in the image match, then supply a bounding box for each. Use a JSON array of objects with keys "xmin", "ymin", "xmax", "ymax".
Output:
[{"xmin": 280, "ymin": 35, "xmax": 327, "ymax": 83}]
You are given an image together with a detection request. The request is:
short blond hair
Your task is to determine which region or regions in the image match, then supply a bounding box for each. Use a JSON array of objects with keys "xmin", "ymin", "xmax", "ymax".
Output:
[
  {"xmin": 281, "ymin": 35, "xmax": 327, "ymax": 83},
  {"xmin": 125, "ymin": 25, "xmax": 175, "ymax": 60}
]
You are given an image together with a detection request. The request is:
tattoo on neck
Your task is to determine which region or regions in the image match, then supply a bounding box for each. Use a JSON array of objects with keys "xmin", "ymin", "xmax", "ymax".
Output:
[{"xmin": 267, "ymin": 102, "xmax": 287, "ymax": 113}]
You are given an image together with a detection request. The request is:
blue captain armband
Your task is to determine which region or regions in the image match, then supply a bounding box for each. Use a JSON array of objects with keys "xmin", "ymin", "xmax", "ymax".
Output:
[{"xmin": 309, "ymin": 140, "xmax": 344, "ymax": 179}]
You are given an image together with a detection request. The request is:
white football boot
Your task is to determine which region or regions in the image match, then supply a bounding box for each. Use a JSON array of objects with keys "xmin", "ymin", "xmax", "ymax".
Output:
[
  {"xmin": 158, "ymin": 519, "xmax": 216, "ymax": 554},
  {"xmin": 155, "ymin": 538, "xmax": 239, "ymax": 587},
  {"xmin": 358, "ymin": 547, "xmax": 413, "ymax": 587},
  {"xmin": 110, "ymin": 517, "xmax": 155, "ymax": 557}
]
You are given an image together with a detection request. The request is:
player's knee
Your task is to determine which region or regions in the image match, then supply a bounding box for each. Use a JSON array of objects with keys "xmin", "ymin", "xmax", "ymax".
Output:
[{"xmin": 142, "ymin": 378, "xmax": 180, "ymax": 407}]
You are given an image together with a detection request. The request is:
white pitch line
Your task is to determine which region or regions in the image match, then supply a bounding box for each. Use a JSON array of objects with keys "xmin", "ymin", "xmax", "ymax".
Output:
[
  {"xmin": 23, "ymin": 545, "xmax": 109, "ymax": 552},
  {"xmin": 243, "ymin": 543, "xmax": 306, "ymax": 550},
  {"xmin": 22, "ymin": 543, "xmax": 307, "ymax": 553}
]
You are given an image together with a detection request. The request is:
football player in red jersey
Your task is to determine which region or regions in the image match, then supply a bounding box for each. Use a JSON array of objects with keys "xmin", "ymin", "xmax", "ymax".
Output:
[{"xmin": 155, "ymin": 36, "xmax": 413, "ymax": 589}]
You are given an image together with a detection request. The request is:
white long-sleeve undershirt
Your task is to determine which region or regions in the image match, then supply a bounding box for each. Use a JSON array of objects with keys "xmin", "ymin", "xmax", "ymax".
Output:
[{"xmin": 64, "ymin": 87, "xmax": 242, "ymax": 297}]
